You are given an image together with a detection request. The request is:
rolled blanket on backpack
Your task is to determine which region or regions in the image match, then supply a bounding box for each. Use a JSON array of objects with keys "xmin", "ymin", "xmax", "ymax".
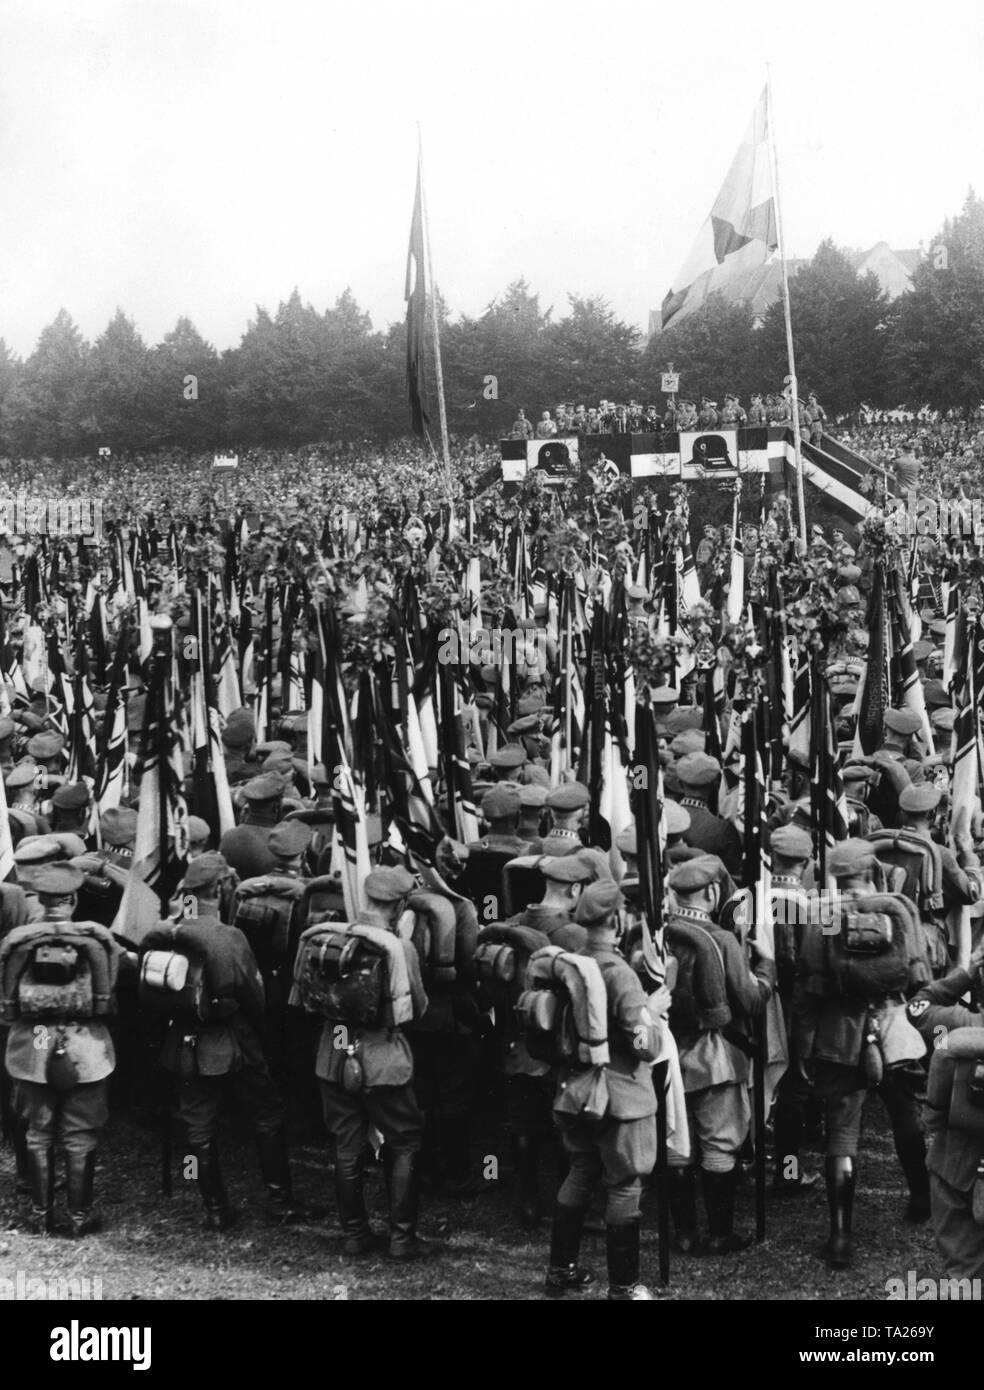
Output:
[{"xmin": 529, "ymin": 945, "xmax": 610, "ymax": 1067}]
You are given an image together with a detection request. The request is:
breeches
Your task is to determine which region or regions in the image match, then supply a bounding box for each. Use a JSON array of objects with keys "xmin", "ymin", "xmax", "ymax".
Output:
[
  {"xmin": 668, "ymin": 1083, "xmax": 750, "ymax": 1172},
  {"xmin": 320, "ymin": 1081, "xmax": 423, "ymax": 1161},
  {"xmin": 557, "ymin": 1113, "xmax": 657, "ymax": 1225},
  {"xmin": 177, "ymin": 1064, "xmax": 286, "ymax": 1147},
  {"xmin": 18, "ymin": 1079, "xmax": 109, "ymax": 1157}
]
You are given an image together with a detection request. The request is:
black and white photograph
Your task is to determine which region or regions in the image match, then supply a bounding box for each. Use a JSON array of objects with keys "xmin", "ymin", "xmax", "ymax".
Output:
[{"xmin": 0, "ymin": 0, "xmax": 982, "ymax": 1349}]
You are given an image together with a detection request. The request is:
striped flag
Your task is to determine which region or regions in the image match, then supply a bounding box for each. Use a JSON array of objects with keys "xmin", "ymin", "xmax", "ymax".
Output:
[{"xmin": 661, "ymin": 87, "xmax": 777, "ymax": 329}]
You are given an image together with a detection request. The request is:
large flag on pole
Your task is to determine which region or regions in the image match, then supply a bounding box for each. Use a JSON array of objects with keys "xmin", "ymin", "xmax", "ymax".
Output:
[
  {"xmin": 405, "ymin": 155, "xmax": 429, "ymax": 437},
  {"xmin": 661, "ymin": 87, "xmax": 778, "ymax": 330}
]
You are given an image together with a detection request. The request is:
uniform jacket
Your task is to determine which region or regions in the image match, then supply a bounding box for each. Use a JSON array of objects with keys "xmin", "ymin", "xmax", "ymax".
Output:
[
  {"xmin": 316, "ymin": 934, "xmax": 427, "ymax": 1089},
  {"xmin": 667, "ymin": 908, "xmax": 774, "ymax": 1091},
  {"xmin": 159, "ymin": 915, "xmax": 268, "ymax": 1077},
  {"xmin": 678, "ymin": 799, "xmax": 743, "ymax": 881},
  {"xmin": 555, "ymin": 940, "xmax": 658, "ymax": 1120},
  {"xmin": 906, "ymin": 968, "xmax": 984, "ymax": 1191}
]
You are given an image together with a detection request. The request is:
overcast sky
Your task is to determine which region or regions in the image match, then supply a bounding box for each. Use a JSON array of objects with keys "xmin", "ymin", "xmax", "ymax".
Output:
[{"xmin": 0, "ymin": 0, "xmax": 981, "ymax": 357}]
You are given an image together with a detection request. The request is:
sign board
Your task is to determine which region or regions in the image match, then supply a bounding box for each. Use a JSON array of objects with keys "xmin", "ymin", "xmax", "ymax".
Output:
[
  {"xmin": 661, "ymin": 373, "xmax": 679, "ymax": 394},
  {"xmin": 213, "ymin": 454, "xmax": 239, "ymax": 470},
  {"xmin": 97, "ymin": 447, "xmax": 111, "ymax": 457}
]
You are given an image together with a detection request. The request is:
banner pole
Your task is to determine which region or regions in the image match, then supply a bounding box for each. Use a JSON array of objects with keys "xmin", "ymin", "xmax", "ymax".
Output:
[
  {"xmin": 417, "ymin": 125, "xmax": 453, "ymax": 493},
  {"xmin": 766, "ymin": 66, "xmax": 807, "ymax": 550}
]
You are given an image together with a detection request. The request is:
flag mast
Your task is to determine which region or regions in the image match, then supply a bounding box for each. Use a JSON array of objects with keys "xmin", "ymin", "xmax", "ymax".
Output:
[
  {"xmin": 417, "ymin": 124, "xmax": 453, "ymax": 488},
  {"xmin": 766, "ymin": 65, "xmax": 807, "ymax": 549}
]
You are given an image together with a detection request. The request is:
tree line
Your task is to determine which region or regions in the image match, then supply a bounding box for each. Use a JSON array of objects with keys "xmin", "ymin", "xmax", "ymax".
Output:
[{"xmin": 1, "ymin": 193, "xmax": 982, "ymax": 460}]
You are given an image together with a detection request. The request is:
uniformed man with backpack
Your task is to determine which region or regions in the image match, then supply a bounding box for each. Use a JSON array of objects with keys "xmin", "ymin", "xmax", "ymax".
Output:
[
  {"xmin": 1, "ymin": 863, "xmax": 127, "ymax": 1236},
  {"xmin": 292, "ymin": 865, "xmax": 433, "ymax": 1260},
  {"xmin": 142, "ymin": 852, "xmax": 312, "ymax": 1231},
  {"xmin": 905, "ymin": 942, "xmax": 984, "ymax": 1279},
  {"xmin": 540, "ymin": 880, "xmax": 669, "ymax": 1300},
  {"xmin": 793, "ymin": 838, "xmax": 932, "ymax": 1269}
]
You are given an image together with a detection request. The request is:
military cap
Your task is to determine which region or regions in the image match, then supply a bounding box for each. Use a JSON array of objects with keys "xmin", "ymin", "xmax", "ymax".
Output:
[
  {"xmin": 664, "ymin": 801, "xmax": 692, "ymax": 836},
  {"xmin": 923, "ymin": 679, "xmax": 949, "ymax": 710},
  {"xmin": 186, "ymin": 815, "xmax": 211, "ymax": 844},
  {"xmin": 481, "ymin": 783, "xmax": 521, "ymax": 819},
  {"xmin": 545, "ymin": 781, "xmax": 590, "ymax": 812},
  {"xmin": 883, "ymin": 708, "xmax": 922, "ymax": 735},
  {"xmin": 675, "ymin": 752, "xmax": 721, "ymax": 787},
  {"xmin": 574, "ymin": 879, "xmax": 625, "ymax": 927},
  {"xmin": 5, "ymin": 761, "xmax": 39, "ymax": 790},
  {"xmin": 261, "ymin": 753, "xmax": 294, "ymax": 777},
  {"xmin": 518, "ymin": 693, "xmax": 546, "ymax": 716},
  {"xmin": 268, "ymin": 819, "xmax": 314, "ymax": 856},
  {"xmin": 931, "ymin": 707, "xmax": 955, "ymax": 732},
  {"xmin": 670, "ymin": 730, "xmax": 705, "ymax": 758},
  {"xmin": 125, "ymin": 694, "xmax": 147, "ymax": 733},
  {"xmin": 665, "ymin": 707, "xmax": 704, "ymax": 734},
  {"xmin": 842, "ymin": 762, "xmax": 877, "ymax": 784},
  {"xmin": 99, "ymin": 807, "xmax": 137, "ymax": 845},
  {"xmin": 667, "ymin": 855, "xmax": 726, "ymax": 893},
  {"xmin": 222, "ymin": 709, "xmax": 256, "ymax": 748},
  {"xmin": 770, "ymin": 825, "xmax": 813, "ymax": 860},
  {"xmin": 575, "ymin": 847, "xmax": 615, "ymax": 883},
  {"xmin": 837, "ymin": 585, "xmax": 862, "ymax": 607},
  {"xmin": 256, "ymin": 740, "xmax": 293, "ymax": 759},
  {"xmin": 650, "ymin": 685, "xmax": 680, "ymax": 707},
  {"xmin": 91, "ymin": 691, "xmax": 108, "ymax": 712},
  {"xmin": 14, "ymin": 711, "xmax": 45, "ymax": 734},
  {"xmin": 280, "ymin": 711, "xmax": 310, "ymax": 734},
  {"xmin": 912, "ymin": 641, "xmax": 933, "ymax": 663},
  {"xmin": 52, "ymin": 782, "xmax": 90, "ymax": 810},
  {"xmin": 522, "ymin": 766, "xmax": 551, "ymax": 789},
  {"xmin": 829, "ymin": 675, "xmax": 859, "ymax": 697},
  {"xmin": 826, "ymin": 839, "xmax": 876, "ymax": 879},
  {"xmin": 0, "ymin": 716, "xmax": 15, "ymax": 742},
  {"xmin": 183, "ymin": 851, "xmax": 229, "ymax": 891},
  {"xmin": 899, "ymin": 783, "xmax": 942, "ymax": 815},
  {"xmin": 837, "ymin": 565, "xmax": 862, "ymax": 584},
  {"xmin": 14, "ymin": 836, "xmax": 64, "ymax": 864},
  {"xmin": 540, "ymin": 855, "xmax": 594, "ymax": 884},
  {"xmin": 34, "ymin": 863, "xmax": 84, "ymax": 897},
  {"xmin": 518, "ymin": 784, "xmax": 548, "ymax": 809},
  {"xmin": 614, "ymin": 827, "xmax": 637, "ymax": 855},
  {"xmin": 507, "ymin": 715, "xmax": 542, "ymax": 737},
  {"xmin": 49, "ymin": 832, "xmax": 88, "ymax": 858},
  {"xmin": 487, "ymin": 744, "xmax": 527, "ymax": 770},
  {"xmin": 364, "ymin": 866, "xmax": 416, "ymax": 902},
  {"xmin": 242, "ymin": 773, "xmax": 285, "ymax": 802},
  {"xmin": 26, "ymin": 732, "xmax": 65, "ymax": 760},
  {"xmin": 929, "ymin": 619, "xmax": 947, "ymax": 639}
]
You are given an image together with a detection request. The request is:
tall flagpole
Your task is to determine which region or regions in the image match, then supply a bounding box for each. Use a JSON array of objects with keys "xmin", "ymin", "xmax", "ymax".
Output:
[
  {"xmin": 416, "ymin": 125, "xmax": 453, "ymax": 487},
  {"xmin": 766, "ymin": 66, "xmax": 807, "ymax": 549}
]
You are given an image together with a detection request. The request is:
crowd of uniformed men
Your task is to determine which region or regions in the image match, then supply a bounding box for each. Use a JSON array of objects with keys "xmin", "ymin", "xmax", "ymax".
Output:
[{"xmin": 2, "ymin": 525, "xmax": 984, "ymax": 1303}]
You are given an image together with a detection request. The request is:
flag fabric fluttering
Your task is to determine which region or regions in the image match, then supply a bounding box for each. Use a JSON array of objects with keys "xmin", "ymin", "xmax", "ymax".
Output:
[
  {"xmin": 661, "ymin": 87, "xmax": 778, "ymax": 330},
  {"xmin": 405, "ymin": 156, "xmax": 429, "ymax": 437}
]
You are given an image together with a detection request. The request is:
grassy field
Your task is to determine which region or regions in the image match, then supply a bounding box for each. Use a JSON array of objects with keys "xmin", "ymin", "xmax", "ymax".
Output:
[{"xmin": 0, "ymin": 1097, "xmax": 937, "ymax": 1302}]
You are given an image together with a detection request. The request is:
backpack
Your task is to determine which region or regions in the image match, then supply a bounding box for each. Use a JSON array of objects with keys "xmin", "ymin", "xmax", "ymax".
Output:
[
  {"xmin": 665, "ymin": 916, "xmax": 732, "ymax": 1035},
  {"xmin": 406, "ymin": 891, "xmax": 457, "ymax": 988},
  {"xmin": 0, "ymin": 923, "xmax": 118, "ymax": 1024},
  {"xmin": 515, "ymin": 946, "xmax": 609, "ymax": 1070},
  {"xmin": 137, "ymin": 926, "xmax": 211, "ymax": 1024},
  {"xmin": 825, "ymin": 891, "xmax": 916, "ymax": 999},
  {"xmin": 17, "ymin": 941, "xmax": 93, "ymax": 1021},
  {"xmin": 288, "ymin": 925, "xmax": 388, "ymax": 1027},
  {"xmin": 231, "ymin": 875, "xmax": 306, "ymax": 969}
]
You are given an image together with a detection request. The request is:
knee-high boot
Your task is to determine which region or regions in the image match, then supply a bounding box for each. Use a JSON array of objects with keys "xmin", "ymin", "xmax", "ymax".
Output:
[
  {"xmin": 667, "ymin": 1166, "xmax": 699, "ymax": 1253},
  {"xmin": 894, "ymin": 1132, "xmax": 930, "ymax": 1222},
  {"xmin": 702, "ymin": 1167, "xmax": 753, "ymax": 1255},
  {"xmin": 66, "ymin": 1152, "xmax": 102, "ymax": 1238},
  {"xmin": 25, "ymin": 1147, "xmax": 54, "ymax": 1235},
  {"xmin": 824, "ymin": 1155, "xmax": 855, "ymax": 1269},
  {"xmin": 544, "ymin": 1203, "xmax": 595, "ymax": 1296},
  {"xmin": 383, "ymin": 1148, "xmax": 435, "ymax": 1262},
  {"xmin": 513, "ymin": 1134, "xmax": 541, "ymax": 1228},
  {"xmin": 192, "ymin": 1141, "xmax": 235, "ymax": 1232}
]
